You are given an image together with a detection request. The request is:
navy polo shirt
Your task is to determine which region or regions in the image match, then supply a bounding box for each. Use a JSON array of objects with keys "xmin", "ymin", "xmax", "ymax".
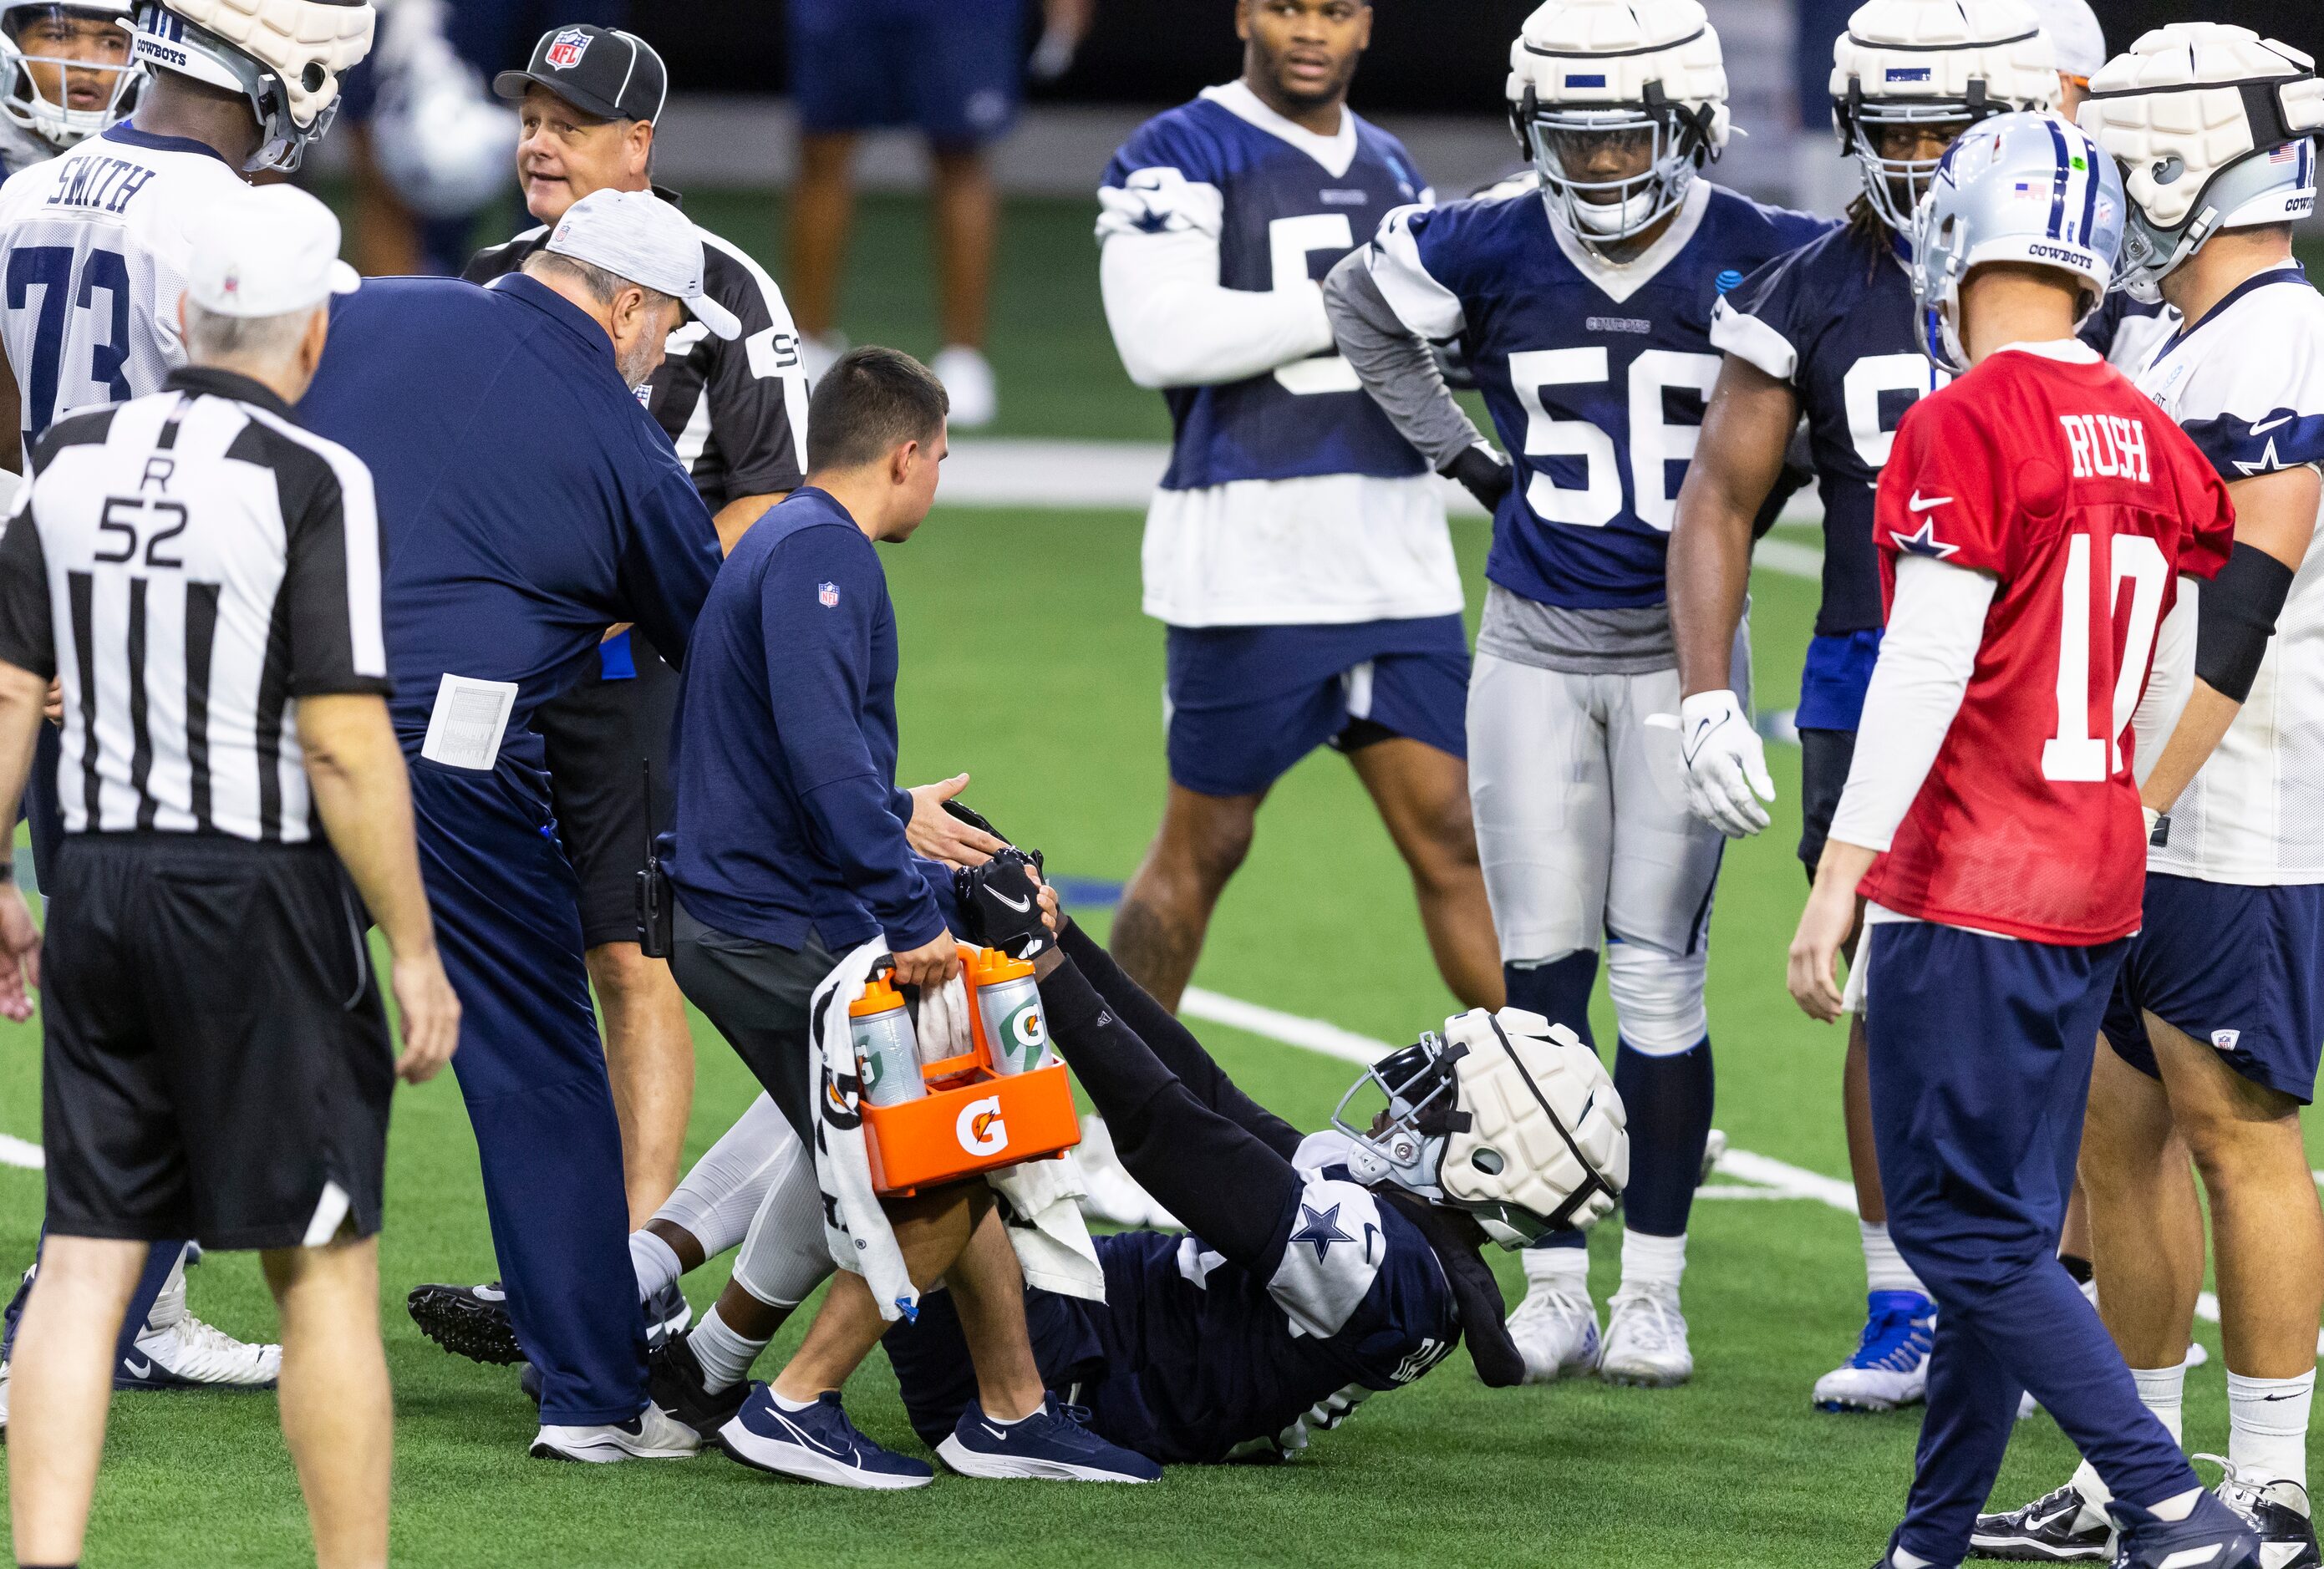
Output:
[
  {"xmin": 297, "ymin": 273, "xmax": 723, "ymax": 786},
  {"xmin": 670, "ymin": 486, "xmax": 942, "ymax": 953}
]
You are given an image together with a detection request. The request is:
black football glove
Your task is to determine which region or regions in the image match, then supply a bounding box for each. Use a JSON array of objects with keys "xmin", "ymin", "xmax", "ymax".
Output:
[
  {"xmin": 1442, "ymin": 444, "xmax": 1514, "ymax": 513},
  {"xmin": 954, "ymin": 848, "xmax": 1055, "ymax": 961},
  {"xmin": 941, "ymin": 797, "xmax": 1014, "ymax": 845}
]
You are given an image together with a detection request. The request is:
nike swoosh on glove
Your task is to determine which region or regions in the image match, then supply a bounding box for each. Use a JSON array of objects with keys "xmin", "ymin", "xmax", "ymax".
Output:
[
  {"xmin": 954, "ymin": 849, "xmax": 1055, "ymax": 960},
  {"xmin": 1661, "ymin": 688, "xmax": 1775, "ymax": 839},
  {"xmin": 1442, "ymin": 444, "xmax": 1513, "ymax": 513}
]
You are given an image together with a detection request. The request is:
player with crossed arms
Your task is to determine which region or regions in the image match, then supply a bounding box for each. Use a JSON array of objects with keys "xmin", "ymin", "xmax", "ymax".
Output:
[{"xmin": 1787, "ymin": 111, "xmax": 2250, "ymax": 1569}]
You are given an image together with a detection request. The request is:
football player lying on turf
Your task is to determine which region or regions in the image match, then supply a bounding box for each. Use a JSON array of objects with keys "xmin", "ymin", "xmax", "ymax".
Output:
[{"xmin": 643, "ymin": 851, "xmax": 1630, "ymax": 1469}]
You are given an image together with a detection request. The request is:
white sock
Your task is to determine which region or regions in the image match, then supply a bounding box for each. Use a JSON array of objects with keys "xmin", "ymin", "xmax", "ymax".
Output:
[
  {"xmin": 2075, "ymin": 1364, "xmax": 2189, "ymax": 1509},
  {"xmin": 1859, "ymin": 1221, "xmax": 1925, "ymax": 1297},
  {"xmin": 1620, "ymin": 1229, "xmax": 1686, "ymax": 1297},
  {"xmin": 628, "ymin": 1231, "xmax": 683, "ymax": 1306},
  {"xmin": 2228, "ymin": 1368, "xmax": 2313, "ymax": 1488},
  {"xmin": 1522, "ymin": 1246, "xmax": 1590, "ymax": 1296},
  {"xmin": 687, "ymin": 1304, "xmax": 770, "ymax": 1395},
  {"xmin": 2130, "ymin": 1362, "xmax": 2188, "ymax": 1445},
  {"xmin": 1888, "ymin": 1546, "xmax": 1935, "ymax": 1569},
  {"xmin": 771, "ymin": 1389, "xmax": 819, "ymax": 1414},
  {"xmin": 2146, "ymin": 1485, "xmax": 2205, "ymax": 1523}
]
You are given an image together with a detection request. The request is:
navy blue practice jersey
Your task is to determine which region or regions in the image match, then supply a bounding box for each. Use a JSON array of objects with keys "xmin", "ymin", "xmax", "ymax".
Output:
[
  {"xmin": 1713, "ymin": 224, "xmax": 1946, "ymax": 637},
  {"xmin": 1078, "ymin": 1158, "xmax": 1460, "ymax": 1465},
  {"xmin": 1099, "ymin": 88, "xmax": 1432, "ymax": 491},
  {"xmin": 1368, "ymin": 180, "xmax": 1832, "ymax": 608}
]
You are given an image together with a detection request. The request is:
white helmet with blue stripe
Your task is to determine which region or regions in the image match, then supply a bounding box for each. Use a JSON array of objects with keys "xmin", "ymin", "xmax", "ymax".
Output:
[
  {"xmin": 1504, "ymin": 0, "xmax": 1730, "ymax": 251},
  {"xmin": 2078, "ymin": 24, "xmax": 2324, "ymax": 304},
  {"xmin": 1909, "ymin": 109, "xmax": 2125, "ymax": 373},
  {"xmin": 1830, "ymin": 0, "xmax": 2060, "ymax": 234}
]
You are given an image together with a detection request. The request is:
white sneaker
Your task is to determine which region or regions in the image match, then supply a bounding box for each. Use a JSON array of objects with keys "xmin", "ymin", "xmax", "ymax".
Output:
[
  {"xmin": 531, "ymin": 1403, "xmax": 700, "ymax": 1463},
  {"xmin": 933, "ymin": 344, "xmax": 998, "ymax": 430},
  {"xmin": 120, "ymin": 1277, "xmax": 280, "ymax": 1390},
  {"xmin": 1599, "ymin": 1287, "xmax": 1693, "ymax": 1387},
  {"xmin": 1, "ymin": 1358, "xmax": 9, "ymax": 1430},
  {"xmin": 1505, "ymin": 1284, "xmax": 1602, "ymax": 1384},
  {"xmin": 800, "ymin": 331, "xmax": 848, "ymax": 385}
]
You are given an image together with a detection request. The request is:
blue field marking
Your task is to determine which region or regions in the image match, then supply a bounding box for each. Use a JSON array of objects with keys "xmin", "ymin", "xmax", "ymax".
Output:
[{"xmin": 1050, "ymin": 876, "xmax": 1125, "ymax": 907}]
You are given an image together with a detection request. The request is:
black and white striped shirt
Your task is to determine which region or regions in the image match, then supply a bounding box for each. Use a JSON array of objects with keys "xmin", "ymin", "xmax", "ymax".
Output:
[
  {"xmin": 0, "ymin": 367, "xmax": 389, "ymax": 843},
  {"xmin": 465, "ymin": 187, "xmax": 811, "ymax": 510}
]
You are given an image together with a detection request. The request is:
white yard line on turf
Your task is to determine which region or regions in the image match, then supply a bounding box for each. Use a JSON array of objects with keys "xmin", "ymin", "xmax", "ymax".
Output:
[
  {"xmin": 938, "ymin": 439, "xmax": 1828, "ymax": 581},
  {"xmin": 0, "ymin": 1133, "xmax": 39, "ymax": 1170},
  {"xmin": 1187, "ymin": 987, "xmax": 2270, "ymax": 1341}
]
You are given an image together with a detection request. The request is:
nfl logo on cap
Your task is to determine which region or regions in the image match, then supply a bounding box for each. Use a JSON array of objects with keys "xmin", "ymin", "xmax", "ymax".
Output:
[
  {"xmin": 546, "ymin": 27, "xmax": 590, "ymax": 69},
  {"xmin": 818, "ymin": 582, "xmax": 840, "ymax": 608}
]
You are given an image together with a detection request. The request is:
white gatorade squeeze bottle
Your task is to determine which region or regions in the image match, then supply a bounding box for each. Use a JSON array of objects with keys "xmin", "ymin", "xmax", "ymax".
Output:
[
  {"xmin": 970, "ymin": 948, "xmax": 1052, "ymax": 1076},
  {"xmin": 850, "ymin": 973, "xmax": 927, "ymax": 1106}
]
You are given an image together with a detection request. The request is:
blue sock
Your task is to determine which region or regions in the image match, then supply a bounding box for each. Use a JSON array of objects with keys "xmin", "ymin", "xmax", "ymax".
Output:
[
  {"xmin": 1503, "ymin": 951, "xmax": 1597, "ymax": 1049},
  {"xmin": 1615, "ymin": 1037, "xmax": 1715, "ymax": 1238}
]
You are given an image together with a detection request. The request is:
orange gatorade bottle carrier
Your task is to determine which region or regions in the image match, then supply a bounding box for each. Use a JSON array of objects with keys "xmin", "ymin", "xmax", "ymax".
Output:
[{"xmin": 854, "ymin": 945, "xmax": 1081, "ymax": 1196}]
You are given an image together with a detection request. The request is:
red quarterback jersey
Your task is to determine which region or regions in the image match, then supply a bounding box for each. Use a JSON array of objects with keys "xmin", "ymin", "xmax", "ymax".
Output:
[{"xmin": 1859, "ymin": 348, "xmax": 2236, "ymax": 944}]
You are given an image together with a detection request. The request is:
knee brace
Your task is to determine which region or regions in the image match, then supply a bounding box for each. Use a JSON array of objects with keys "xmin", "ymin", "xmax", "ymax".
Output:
[
  {"xmin": 1503, "ymin": 949, "xmax": 1599, "ymax": 1049},
  {"xmin": 1605, "ymin": 941, "xmax": 1708, "ymax": 1057}
]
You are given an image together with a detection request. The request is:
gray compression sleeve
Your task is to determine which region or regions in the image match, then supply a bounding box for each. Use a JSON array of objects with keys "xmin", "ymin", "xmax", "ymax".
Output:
[{"xmin": 1322, "ymin": 248, "xmax": 1490, "ymax": 471}]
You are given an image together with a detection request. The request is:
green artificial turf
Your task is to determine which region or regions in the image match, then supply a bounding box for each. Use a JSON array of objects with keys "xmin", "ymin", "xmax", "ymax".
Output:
[{"xmin": 3, "ymin": 506, "xmax": 2309, "ymax": 1568}]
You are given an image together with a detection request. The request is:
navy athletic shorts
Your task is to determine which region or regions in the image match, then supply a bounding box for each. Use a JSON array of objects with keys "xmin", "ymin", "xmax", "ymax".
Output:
[
  {"xmin": 790, "ymin": 0, "xmax": 1026, "ymax": 145},
  {"xmin": 1163, "ymin": 617, "xmax": 1470, "ymax": 800},
  {"xmin": 2102, "ymin": 872, "xmax": 2324, "ymax": 1104}
]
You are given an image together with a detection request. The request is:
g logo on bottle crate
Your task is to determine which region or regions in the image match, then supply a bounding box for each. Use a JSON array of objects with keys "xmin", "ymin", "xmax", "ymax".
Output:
[{"xmin": 957, "ymin": 1095, "xmax": 1009, "ymax": 1156}]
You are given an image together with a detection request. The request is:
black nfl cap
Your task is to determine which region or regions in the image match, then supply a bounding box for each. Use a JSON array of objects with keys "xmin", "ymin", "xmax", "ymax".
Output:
[{"xmin": 494, "ymin": 24, "xmax": 668, "ymax": 124}]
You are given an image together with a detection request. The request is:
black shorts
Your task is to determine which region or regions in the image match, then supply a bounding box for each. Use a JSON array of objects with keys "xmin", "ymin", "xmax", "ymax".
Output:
[
  {"xmin": 540, "ymin": 632, "xmax": 679, "ymax": 949},
  {"xmin": 668, "ymin": 904, "xmax": 837, "ymax": 1144},
  {"xmin": 41, "ymin": 835, "xmax": 394, "ymax": 1252},
  {"xmin": 1798, "ymin": 726, "xmax": 1858, "ymax": 880}
]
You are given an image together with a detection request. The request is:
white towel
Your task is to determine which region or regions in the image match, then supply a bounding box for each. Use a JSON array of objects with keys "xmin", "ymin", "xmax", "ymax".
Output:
[{"xmin": 810, "ymin": 944, "xmax": 1106, "ymax": 1321}]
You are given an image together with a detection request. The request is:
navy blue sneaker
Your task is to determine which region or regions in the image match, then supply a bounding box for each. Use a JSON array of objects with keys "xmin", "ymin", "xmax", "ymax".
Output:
[
  {"xmin": 2110, "ymin": 1490, "xmax": 2261, "ymax": 1569},
  {"xmin": 936, "ymin": 1394, "xmax": 1162, "ymax": 1482},
  {"xmin": 715, "ymin": 1386, "xmax": 933, "ymax": 1490}
]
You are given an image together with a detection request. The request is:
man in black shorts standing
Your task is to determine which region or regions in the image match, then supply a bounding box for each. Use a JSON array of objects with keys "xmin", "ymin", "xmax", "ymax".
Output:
[
  {"xmin": 461, "ymin": 24, "xmax": 811, "ymax": 1227},
  {"xmin": 0, "ymin": 186, "xmax": 459, "ymax": 1569}
]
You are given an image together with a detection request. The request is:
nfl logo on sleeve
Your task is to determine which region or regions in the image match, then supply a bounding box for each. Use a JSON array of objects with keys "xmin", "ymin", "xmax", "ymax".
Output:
[
  {"xmin": 818, "ymin": 582, "xmax": 840, "ymax": 608},
  {"xmin": 545, "ymin": 28, "xmax": 590, "ymax": 69}
]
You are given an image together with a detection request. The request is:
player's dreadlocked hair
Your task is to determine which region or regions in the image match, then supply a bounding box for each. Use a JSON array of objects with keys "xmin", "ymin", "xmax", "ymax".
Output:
[{"xmin": 1845, "ymin": 191, "xmax": 1890, "ymax": 280}]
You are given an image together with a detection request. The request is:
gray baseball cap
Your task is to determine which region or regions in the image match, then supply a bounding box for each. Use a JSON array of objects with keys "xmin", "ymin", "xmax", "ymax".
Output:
[{"xmin": 544, "ymin": 187, "xmax": 738, "ymax": 340}]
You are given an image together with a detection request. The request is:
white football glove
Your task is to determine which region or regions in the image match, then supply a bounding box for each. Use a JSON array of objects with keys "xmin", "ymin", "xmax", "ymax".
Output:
[{"xmin": 1665, "ymin": 689, "xmax": 1775, "ymax": 839}]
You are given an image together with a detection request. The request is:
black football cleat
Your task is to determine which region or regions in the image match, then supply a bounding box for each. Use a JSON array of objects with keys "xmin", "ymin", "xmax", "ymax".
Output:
[
  {"xmin": 649, "ymin": 1334, "xmax": 750, "ymax": 1444},
  {"xmin": 406, "ymin": 1282, "xmax": 525, "ymax": 1366},
  {"xmin": 643, "ymin": 1281, "xmax": 693, "ymax": 1353},
  {"xmin": 1971, "ymin": 1481, "xmax": 2112, "ymax": 1561},
  {"xmin": 2208, "ymin": 1456, "xmax": 2321, "ymax": 1569},
  {"xmin": 2109, "ymin": 1489, "xmax": 2261, "ymax": 1569}
]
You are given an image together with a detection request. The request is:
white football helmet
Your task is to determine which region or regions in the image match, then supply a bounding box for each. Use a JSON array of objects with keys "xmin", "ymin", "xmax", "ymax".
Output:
[
  {"xmin": 1831, "ymin": 0, "xmax": 2059, "ymax": 234},
  {"xmin": 2079, "ymin": 24, "xmax": 2324, "ymax": 303},
  {"xmin": 127, "ymin": 0, "xmax": 372, "ymax": 173},
  {"xmin": 368, "ymin": 0, "xmax": 513, "ymax": 217},
  {"xmin": 1505, "ymin": 0, "xmax": 1729, "ymax": 251},
  {"xmin": 1910, "ymin": 110, "xmax": 2125, "ymax": 373},
  {"xmin": 1332, "ymin": 1007, "xmax": 1629, "ymax": 1247},
  {"xmin": 0, "ymin": 0, "xmax": 140, "ymax": 150}
]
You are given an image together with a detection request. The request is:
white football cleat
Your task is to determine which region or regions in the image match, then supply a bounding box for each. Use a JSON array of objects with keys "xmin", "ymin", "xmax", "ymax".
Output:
[
  {"xmin": 531, "ymin": 1403, "xmax": 700, "ymax": 1463},
  {"xmin": 119, "ymin": 1271, "xmax": 279, "ymax": 1390},
  {"xmin": 933, "ymin": 344, "xmax": 998, "ymax": 430},
  {"xmin": 1505, "ymin": 1284, "xmax": 1602, "ymax": 1384},
  {"xmin": 1813, "ymin": 1291, "xmax": 1935, "ymax": 1414},
  {"xmin": 1598, "ymin": 1287, "xmax": 1693, "ymax": 1388}
]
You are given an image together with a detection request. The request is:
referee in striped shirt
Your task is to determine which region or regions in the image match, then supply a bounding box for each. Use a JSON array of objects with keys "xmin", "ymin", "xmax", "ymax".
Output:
[
  {"xmin": 458, "ymin": 24, "xmax": 811, "ymax": 1230},
  {"xmin": 0, "ymin": 185, "xmax": 457, "ymax": 1569}
]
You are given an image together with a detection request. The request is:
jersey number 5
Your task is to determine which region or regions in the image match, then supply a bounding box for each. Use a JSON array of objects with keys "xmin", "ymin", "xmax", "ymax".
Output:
[
  {"xmin": 1269, "ymin": 216, "xmax": 1361, "ymax": 396},
  {"xmin": 2042, "ymin": 531, "xmax": 2167, "ymax": 783},
  {"xmin": 1508, "ymin": 348, "xmax": 1721, "ymax": 531},
  {"xmin": 6, "ymin": 245, "xmax": 131, "ymax": 444}
]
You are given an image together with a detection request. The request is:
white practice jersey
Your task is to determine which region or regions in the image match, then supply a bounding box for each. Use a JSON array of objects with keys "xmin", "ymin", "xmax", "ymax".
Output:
[
  {"xmin": 2138, "ymin": 267, "xmax": 2324, "ymax": 886},
  {"xmin": 0, "ymin": 125, "xmax": 247, "ymax": 458}
]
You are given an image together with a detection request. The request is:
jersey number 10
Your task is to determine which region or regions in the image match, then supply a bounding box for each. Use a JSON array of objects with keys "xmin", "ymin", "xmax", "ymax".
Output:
[{"xmin": 2042, "ymin": 530, "xmax": 2167, "ymax": 784}]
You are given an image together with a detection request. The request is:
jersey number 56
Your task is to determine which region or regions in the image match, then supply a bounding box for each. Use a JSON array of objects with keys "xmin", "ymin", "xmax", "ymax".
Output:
[{"xmin": 1509, "ymin": 348, "xmax": 1720, "ymax": 531}]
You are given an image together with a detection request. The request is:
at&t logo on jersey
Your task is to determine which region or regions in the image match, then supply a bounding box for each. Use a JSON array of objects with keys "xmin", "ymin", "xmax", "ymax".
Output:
[{"xmin": 2057, "ymin": 414, "xmax": 2151, "ymax": 482}]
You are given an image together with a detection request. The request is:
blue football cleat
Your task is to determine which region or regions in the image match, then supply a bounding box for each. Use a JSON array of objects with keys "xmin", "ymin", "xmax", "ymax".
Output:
[
  {"xmin": 715, "ymin": 1385, "xmax": 933, "ymax": 1490},
  {"xmin": 936, "ymin": 1393, "xmax": 1162, "ymax": 1482},
  {"xmin": 2110, "ymin": 1490, "xmax": 2261, "ymax": 1569},
  {"xmin": 1815, "ymin": 1291, "xmax": 1935, "ymax": 1414}
]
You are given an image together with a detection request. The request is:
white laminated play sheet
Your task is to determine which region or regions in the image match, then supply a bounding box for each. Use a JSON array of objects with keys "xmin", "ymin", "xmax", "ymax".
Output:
[{"xmin": 420, "ymin": 674, "xmax": 518, "ymax": 770}]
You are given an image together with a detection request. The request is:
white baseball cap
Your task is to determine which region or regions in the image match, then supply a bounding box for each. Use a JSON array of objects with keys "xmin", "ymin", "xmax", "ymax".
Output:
[
  {"xmin": 543, "ymin": 187, "xmax": 740, "ymax": 340},
  {"xmin": 185, "ymin": 185, "xmax": 361, "ymax": 319},
  {"xmin": 2021, "ymin": 0, "xmax": 2107, "ymax": 79}
]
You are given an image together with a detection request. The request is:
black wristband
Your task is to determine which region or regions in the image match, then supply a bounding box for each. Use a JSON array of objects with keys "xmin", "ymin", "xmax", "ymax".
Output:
[{"xmin": 2194, "ymin": 541, "xmax": 2296, "ymax": 703}]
